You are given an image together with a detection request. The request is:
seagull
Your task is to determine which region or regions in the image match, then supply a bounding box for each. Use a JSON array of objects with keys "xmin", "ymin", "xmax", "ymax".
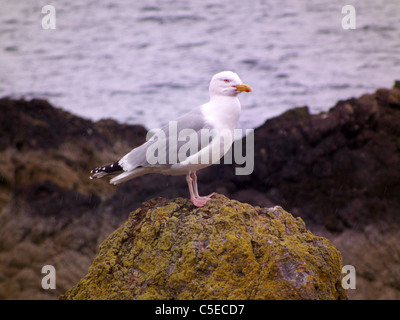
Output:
[{"xmin": 90, "ymin": 71, "xmax": 252, "ymax": 207}]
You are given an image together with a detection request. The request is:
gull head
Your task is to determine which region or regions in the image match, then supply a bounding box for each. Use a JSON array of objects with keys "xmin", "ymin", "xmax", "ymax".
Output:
[{"xmin": 209, "ymin": 71, "xmax": 252, "ymax": 97}]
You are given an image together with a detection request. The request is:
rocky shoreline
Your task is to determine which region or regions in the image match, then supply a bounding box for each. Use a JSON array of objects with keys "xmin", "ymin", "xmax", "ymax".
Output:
[{"xmin": 0, "ymin": 81, "xmax": 399, "ymax": 299}]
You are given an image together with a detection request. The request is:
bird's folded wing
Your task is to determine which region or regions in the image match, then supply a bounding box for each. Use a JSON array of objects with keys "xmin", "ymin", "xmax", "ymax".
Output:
[{"xmin": 118, "ymin": 107, "xmax": 215, "ymax": 171}]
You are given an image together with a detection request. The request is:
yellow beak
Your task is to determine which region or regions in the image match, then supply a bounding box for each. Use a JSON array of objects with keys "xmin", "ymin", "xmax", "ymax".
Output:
[{"xmin": 234, "ymin": 83, "xmax": 252, "ymax": 92}]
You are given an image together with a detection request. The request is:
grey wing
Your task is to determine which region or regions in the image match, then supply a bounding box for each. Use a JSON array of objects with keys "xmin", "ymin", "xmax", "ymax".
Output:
[{"xmin": 118, "ymin": 107, "xmax": 212, "ymax": 171}]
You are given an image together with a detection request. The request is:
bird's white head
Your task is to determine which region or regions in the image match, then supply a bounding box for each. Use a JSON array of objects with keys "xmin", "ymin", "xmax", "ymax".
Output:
[{"xmin": 209, "ymin": 71, "xmax": 252, "ymax": 98}]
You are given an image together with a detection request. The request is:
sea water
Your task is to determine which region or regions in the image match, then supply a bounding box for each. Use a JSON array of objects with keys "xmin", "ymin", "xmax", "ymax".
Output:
[{"xmin": 1, "ymin": 0, "xmax": 399, "ymax": 130}]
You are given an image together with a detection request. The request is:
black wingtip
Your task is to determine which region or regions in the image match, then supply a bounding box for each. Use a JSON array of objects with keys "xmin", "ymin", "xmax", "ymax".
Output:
[{"xmin": 90, "ymin": 161, "xmax": 123, "ymax": 177}]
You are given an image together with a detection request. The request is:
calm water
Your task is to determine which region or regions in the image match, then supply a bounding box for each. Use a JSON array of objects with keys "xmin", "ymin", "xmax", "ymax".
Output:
[{"xmin": 1, "ymin": 0, "xmax": 400, "ymax": 130}]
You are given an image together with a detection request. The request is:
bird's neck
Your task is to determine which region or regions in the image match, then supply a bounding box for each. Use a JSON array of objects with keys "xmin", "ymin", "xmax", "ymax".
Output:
[{"xmin": 203, "ymin": 95, "xmax": 241, "ymax": 129}]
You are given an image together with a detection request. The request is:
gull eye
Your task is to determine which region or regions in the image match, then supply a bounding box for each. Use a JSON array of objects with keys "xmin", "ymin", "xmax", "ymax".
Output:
[{"xmin": 223, "ymin": 79, "xmax": 230, "ymax": 83}]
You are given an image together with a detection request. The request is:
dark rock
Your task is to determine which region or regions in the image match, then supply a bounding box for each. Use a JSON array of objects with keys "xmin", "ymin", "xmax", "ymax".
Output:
[
  {"xmin": 1, "ymin": 80, "xmax": 400, "ymax": 299},
  {"xmin": 233, "ymin": 84, "xmax": 400, "ymax": 233},
  {"xmin": 0, "ymin": 97, "xmax": 147, "ymax": 209},
  {"xmin": 11, "ymin": 180, "xmax": 100, "ymax": 219},
  {"xmin": 0, "ymin": 181, "xmax": 120, "ymax": 299}
]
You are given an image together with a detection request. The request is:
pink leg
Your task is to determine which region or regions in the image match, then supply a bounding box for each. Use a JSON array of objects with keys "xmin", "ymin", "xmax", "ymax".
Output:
[
  {"xmin": 186, "ymin": 171, "xmax": 215, "ymax": 207},
  {"xmin": 186, "ymin": 173, "xmax": 197, "ymax": 203}
]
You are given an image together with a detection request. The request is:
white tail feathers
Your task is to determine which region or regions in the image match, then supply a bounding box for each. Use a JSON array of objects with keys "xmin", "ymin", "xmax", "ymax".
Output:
[
  {"xmin": 90, "ymin": 171, "xmax": 110, "ymax": 179},
  {"xmin": 109, "ymin": 167, "xmax": 150, "ymax": 185}
]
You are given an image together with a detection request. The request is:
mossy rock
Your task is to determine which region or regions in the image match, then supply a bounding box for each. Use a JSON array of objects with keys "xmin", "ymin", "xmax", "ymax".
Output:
[{"xmin": 60, "ymin": 194, "xmax": 346, "ymax": 300}]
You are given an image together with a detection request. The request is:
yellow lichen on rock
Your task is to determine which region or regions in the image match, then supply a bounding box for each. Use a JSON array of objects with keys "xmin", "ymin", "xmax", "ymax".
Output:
[{"xmin": 60, "ymin": 194, "xmax": 347, "ymax": 300}]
